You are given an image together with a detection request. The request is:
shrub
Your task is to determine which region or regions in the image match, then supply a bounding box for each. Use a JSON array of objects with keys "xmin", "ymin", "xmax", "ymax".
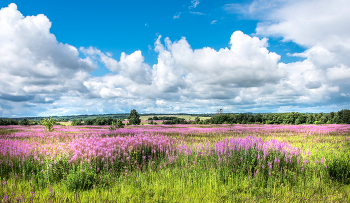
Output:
[
  {"xmin": 66, "ymin": 164, "xmax": 97, "ymax": 191},
  {"xmin": 40, "ymin": 117, "xmax": 56, "ymax": 132},
  {"xmin": 328, "ymin": 154, "xmax": 350, "ymax": 184},
  {"xmin": 109, "ymin": 119, "xmax": 124, "ymax": 131}
]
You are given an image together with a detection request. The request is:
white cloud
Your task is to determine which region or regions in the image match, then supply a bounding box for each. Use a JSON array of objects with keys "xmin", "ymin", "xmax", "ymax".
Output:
[
  {"xmin": 210, "ymin": 20, "xmax": 217, "ymax": 24},
  {"xmin": 189, "ymin": 11, "xmax": 205, "ymax": 15},
  {"xmin": 189, "ymin": 0, "xmax": 200, "ymax": 9},
  {"xmin": 1, "ymin": 2, "xmax": 350, "ymax": 116},
  {"xmin": 173, "ymin": 12, "xmax": 181, "ymax": 19},
  {"xmin": 234, "ymin": 0, "xmax": 350, "ymax": 110},
  {"xmin": 327, "ymin": 65, "xmax": 350, "ymax": 81},
  {"xmin": 0, "ymin": 3, "xmax": 94, "ymax": 102},
  {"xmin": 80, "ymin": 31, "xmax": 286, "ymax": 107}
]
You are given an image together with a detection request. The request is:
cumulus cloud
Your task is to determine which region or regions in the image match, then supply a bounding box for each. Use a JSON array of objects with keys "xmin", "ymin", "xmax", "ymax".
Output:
[
  {"xmin": 327, "ymin": 65, "xmax": 350, "ymax": 81},
  {"xmin": 230, "ymin": 0, "xmax": 350, "ymax": 109},
  {"xmin": 0, "ymin": 3, "xmax": 94, "ymax": 103},
  {"xmin": 1, "ymin": 1, "xmax": 349, "ymax": 117},
  {"xmin": 80, "ymin": 47, "xmax": 151, "ymax": 84},
  {"xmin": 81, "ymin": 31, "xmax": 285, "ymax": 103}
]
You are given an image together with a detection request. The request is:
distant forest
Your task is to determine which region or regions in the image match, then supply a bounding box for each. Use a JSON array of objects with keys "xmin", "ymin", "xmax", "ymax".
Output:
[{"xmin": 0, "ymin": 109, "xmax": 349, "ymax": 125}]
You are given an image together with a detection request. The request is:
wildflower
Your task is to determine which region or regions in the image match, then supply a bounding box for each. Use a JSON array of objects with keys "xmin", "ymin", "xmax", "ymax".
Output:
[{"xmin": 321, "ymin": 157, "xmax": 324, "ymax": 164}]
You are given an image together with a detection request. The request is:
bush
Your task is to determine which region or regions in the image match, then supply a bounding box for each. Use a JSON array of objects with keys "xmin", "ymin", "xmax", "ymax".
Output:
[
  {"xmin": 40, "ymin": 117, "xmax": 56, "ymax": 132},
  {"xmin": 328, "ymin": 154, "xmax": 350, "ymax": 184},
  {"xmin": 109, "ymin": 119, "xmax": 124, "ymax": 131},
  {"xmin": 71, "ymin": 119, "xmax": 83, "ymax": 126},
  {"xmin": 19, "ymin": 118, "xmax": 30, "ymax": 125},
  {"xmin": 66, "ymin": 164, "xmax": 97, "ymax": 191}
]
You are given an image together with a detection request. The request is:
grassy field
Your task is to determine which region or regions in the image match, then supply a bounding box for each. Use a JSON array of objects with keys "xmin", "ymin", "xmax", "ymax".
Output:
[{"xmin": 0, "ymin": 124, "xmax": 349, "ymax": 202}]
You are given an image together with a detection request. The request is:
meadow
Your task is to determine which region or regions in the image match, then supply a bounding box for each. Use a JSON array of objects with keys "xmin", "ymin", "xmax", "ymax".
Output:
[{"xmin": 0, "ymin": 124, "xmax": 350, "ymax": 202}]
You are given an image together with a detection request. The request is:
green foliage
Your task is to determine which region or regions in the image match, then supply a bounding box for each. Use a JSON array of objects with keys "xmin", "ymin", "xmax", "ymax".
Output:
[
  {"xmin": 328, "ymin": 154, "xmax": 350, "ymax": 184},
  {"xmin": 337, "ymin": 109, "xmax": 350, "ymax": 124},
  {"xmin": 109, "ymin": 119, "xmax": 124, "ymax": 131},
  {"xmin": 71, "ymin": 119, "xmax": 83, "ymax": 126},
  {"xmin": 194, "ymin": 116, "xmax": 200, "ymax": 124},
  {"xmin": 19, "ymin": 118, "xmax": 30, "ymax": 125},
  {"xmin": 0, "ymin": 118, "xmax": 19, "ymax": 126},
  {"xmin": 128, "ymin": 109, "xmax": 141, "ymax": 125},
  {"xmin": 204, "ymin": 110, "xmax": 350, "ymax": 125},
  {"xmin": 66, "ymin": 164, "xmax": 98, "ymax": 191},
  {"xmin": 40, "ymin": 117, "xmax": 56, "ymax": 132},
  {"xmin": 162, "ymin": 117, "xmax": 189, "ymax": 125}
]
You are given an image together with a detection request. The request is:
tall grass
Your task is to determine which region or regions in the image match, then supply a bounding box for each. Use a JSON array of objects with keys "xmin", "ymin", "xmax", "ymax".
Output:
[{"xmin": 0, "ymin": 124, "xmax": 350, "ymax": 202}]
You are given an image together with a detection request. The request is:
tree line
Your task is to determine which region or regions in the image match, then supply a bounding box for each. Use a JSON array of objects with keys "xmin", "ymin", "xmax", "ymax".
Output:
[
  {"xmin": 205, "ymin": 109, "xmax": 350, "ymax": 125},
  {"xmin": 1, "ymin": 109, "xmax": 349, "ymax": 126}
]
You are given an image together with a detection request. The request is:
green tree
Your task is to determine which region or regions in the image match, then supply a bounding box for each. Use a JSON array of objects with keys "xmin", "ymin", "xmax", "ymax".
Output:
[
  {"xmin": 19, "ymin": 118, "xmax": 30, "ymax": 126},
  {"xmin": 41, "ymin": 117, "xmax": 56, "ymax": 132},
  {"xmin": 306, "ymin": 114, "xmax": 315, "ymax": 124},
  {"xmin": 254, "ymin": 113, "xmax": 263, "ymax": 123},
  {"xmin": 109, "ymin": 119, "xmax": 124, "ymax": 131},
  {"xmin": 71, "ymin": 119, "xmax": 83, "ymax": 126},
  {"xmin": 194, "ymin": 116, "xmax": 200, "ymax": 124},
  {"xmin": 128, "ymin": 109, "xmax": 141, "ymax": 125}
]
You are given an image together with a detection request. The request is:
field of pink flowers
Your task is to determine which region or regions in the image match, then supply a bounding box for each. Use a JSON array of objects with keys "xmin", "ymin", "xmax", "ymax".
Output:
[{"xmin": 0, "ymin": 124, "xmax": 349, "ymax": 202}]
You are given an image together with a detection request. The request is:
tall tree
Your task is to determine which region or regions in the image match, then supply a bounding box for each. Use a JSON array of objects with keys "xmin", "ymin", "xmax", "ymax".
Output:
[{"xmin": 128, "ymin": 109, "xmax": 141, "ymax": 125}]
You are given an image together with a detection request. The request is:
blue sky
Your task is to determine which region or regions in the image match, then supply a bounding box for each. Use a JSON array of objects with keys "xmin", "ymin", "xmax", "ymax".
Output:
[{"xmin": 0, "ymin": 0, "xmax": 349, "ymax": 117}]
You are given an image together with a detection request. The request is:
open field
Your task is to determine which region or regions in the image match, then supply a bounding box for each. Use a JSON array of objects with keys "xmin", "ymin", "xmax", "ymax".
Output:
[{"xmin": 0, "ymin": 124, "xmax": 350, "ymax": 202}]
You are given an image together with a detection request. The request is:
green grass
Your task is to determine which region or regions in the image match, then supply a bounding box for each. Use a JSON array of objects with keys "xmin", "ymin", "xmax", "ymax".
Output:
[
  {"xmin": 1, "ymin": 126, "xmax": 350, "ymax": 202},
  {"xmin": 1, "ymin": 164, "xmax": 349, "ymax": 202}
]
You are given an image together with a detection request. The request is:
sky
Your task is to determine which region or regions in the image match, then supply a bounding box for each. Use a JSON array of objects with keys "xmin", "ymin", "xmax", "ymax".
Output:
[{"xmin": 0, "ymin": 0, "xmax": 350, "ymax": 117}]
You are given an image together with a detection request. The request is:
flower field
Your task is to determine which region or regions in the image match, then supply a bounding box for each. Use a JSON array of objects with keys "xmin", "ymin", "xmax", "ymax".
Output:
[{"xmin": 1, "ymin": 124, "xmax": 350, "ymax": 202}]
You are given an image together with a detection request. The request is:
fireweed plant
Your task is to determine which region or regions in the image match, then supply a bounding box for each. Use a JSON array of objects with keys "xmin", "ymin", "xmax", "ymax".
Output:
[{"xmin": 0, "ymin": 124, "xmax": 349, "ymax": 202}]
